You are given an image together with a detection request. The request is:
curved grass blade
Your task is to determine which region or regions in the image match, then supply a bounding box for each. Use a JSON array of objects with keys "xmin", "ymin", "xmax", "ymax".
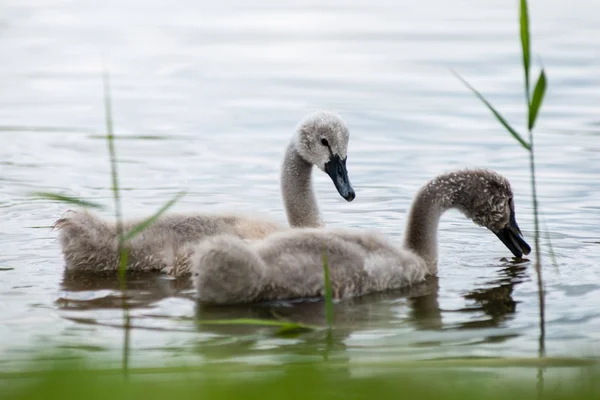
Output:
[
  {"xmin": 122, "ymin": 192, "xmax": 185, "ymax": 242},
  {"xmin": 520, "ymin": 0, "xmax": 531, "ymax": 101},
  {"xmin": 31, "ymin": 192, "xmax": 105, "ymax": 210},
  {"xmin": 528, "ymin": 69, "xmax": 547, "ymax": 130},
  {"xmin": 103, "ymin": 70, "xmax": 124, "ymax": 243},
  {"xmin": 275, "ymin": 324, "xmax": 316, "ymax": 335},
  {"xmin": 117, "ymin": 248, "xmax": 130, "ymax": 286},
  {"xmin": 453, "ymin": 71, "xmax": 531, "ymax": 150},
  {"xmin": 544, "ymin": 228, "xmax": 559, "ymax": 275},
  {"xmin": 198, "ymin": 318, "xmax": 312, "ymax": 327},
  {"xmin": 322, "ymin": 251, "xmax": 334, "ymax": 329},
  {"xmin": 540, "ymin": 210, "xmax": 559, "ymax": 275},
  {"xmin": 198, "ymin": 318, "xmax": 319, "ymax": 335}
]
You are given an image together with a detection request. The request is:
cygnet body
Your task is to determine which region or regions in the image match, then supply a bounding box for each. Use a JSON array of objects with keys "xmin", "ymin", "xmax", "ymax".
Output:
[
  {"xmin": 186, "ymin": 169, "xmax": 531, "ymax": 304},
  {"xmin": 55, "ymin": 111, "xmax": 355, "ymax": 274}
]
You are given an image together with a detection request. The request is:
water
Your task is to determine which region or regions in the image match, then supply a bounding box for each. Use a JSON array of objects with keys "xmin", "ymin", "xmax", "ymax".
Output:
[{"xmin": 1, "ymin": 0, "xmax": 599, "ymax": 370}]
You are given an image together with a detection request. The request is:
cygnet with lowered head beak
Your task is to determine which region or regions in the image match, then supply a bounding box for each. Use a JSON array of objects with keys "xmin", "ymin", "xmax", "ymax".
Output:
[
  {"xmin": 54, "ymin": 111, "xmax": 355, "ymax": 274},
  {"xmin": 181, "ymin": 169, "xmax": 531, "ymax": 305}
]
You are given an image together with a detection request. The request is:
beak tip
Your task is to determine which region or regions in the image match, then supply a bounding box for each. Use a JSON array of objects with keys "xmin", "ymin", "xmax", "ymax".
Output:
[
  {"xmin": 494, "ymin": 225, "xmax": 531, "ymax": 260},
  {"xmin": 325, "ymin": 155, "xmax": 355, "ymax": 203}
]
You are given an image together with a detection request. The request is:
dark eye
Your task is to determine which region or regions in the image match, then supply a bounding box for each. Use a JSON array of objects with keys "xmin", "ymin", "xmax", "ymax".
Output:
[{"xmin": 320, "ymin": 138, "xmax": 329, "ymax": 146}]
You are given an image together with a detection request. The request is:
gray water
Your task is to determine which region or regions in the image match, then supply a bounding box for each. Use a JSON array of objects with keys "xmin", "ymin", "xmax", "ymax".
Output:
[{"xmin": 1, "ymin": 0, "xmax": 599, "ymax": 370}]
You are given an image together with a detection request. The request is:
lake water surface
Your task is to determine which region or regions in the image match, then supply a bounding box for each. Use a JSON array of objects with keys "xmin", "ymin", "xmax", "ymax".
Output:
[{"xmin": 1, "ymin": 0, "xmax": 599, "ymax": 370}]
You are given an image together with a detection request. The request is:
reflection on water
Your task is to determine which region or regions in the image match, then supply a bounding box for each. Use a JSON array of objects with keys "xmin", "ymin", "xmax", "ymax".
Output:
[
  {"xmin": 1, "ymin": 0, "xmax": 600, "ymax": 367},
  {"xmin": 58, "ymin": 272, "xmax": 193, "ymax": 311},
  {"xmin": 456, "ymin": 261, "xmax": 528, "ymax": 330},
  {"xmin": 53, "ymin": 259, "xmax": 531, "ymax": 362}
]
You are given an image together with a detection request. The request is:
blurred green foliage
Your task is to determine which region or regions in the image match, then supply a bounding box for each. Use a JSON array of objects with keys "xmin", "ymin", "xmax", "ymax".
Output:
[{"xmin": 2, "ymin": 358, "xmax": 599, "ymax": 400}]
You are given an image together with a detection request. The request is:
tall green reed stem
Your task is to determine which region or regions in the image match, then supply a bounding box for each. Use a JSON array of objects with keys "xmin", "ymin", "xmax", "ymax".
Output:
[
  {"xmin": 522, "ymin": 0, "xmax": 548, "ymax": 358},
  {"xmin": 455, "ymin": 0, "xmax": 547, "ymax": 356},
  {"xmin": 101, "ymin": 72, "xmax": 186, "ymax": 375},
  {"xmin": 322, "ymin": 250, "xmax": 335, "ymax": 358},
  {"xmin": 322, "ymin": 251, "xmax": 334, "ymax": 331},
  {"xmin": 102, "ymin": 71, "xmax": 131, "ymax": 377}
]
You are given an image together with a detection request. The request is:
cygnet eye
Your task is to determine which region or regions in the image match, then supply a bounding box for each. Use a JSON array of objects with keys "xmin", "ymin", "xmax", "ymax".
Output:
[{"xmin": 320, "ymin": 138, "xmax": 329, "ymax": 146}]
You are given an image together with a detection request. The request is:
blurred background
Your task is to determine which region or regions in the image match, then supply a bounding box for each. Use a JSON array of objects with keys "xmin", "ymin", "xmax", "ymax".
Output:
[{"xmin": 0, "ymin": 0, "xmax": 599, "ymax": 372}]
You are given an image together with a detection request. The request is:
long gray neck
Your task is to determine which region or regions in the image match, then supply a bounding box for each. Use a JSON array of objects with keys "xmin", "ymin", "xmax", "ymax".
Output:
[
  {"xmin": 403, "ymin": 181, "xmax": 456, "ymax": 273},
  {"xmin": 281, "ymin": 142, "xmax": 324, "ymax": 228}
]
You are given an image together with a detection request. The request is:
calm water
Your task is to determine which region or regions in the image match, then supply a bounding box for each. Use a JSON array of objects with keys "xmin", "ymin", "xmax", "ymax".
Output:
[{"xmin": 1, "ymin": 0, "xmax": 599, "ymax": 370}]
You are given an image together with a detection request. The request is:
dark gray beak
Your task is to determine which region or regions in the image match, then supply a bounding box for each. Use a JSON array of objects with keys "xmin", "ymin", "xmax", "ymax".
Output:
[
  {"xmin": 324, "ymin": 154, "xmax": 355, "ymax": 202},
  {"xmin": 494, "ymin": 207, "xmax": 531, "ymax": 258}
]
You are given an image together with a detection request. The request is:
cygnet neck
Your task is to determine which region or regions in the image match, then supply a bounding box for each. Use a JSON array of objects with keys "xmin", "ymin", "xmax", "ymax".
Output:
[
  {"xmin": 403, "ymin": 176, "xmax": 460, "ymax": 272},
  {"xmin": 281, "ymin": 141, "xmax": 324, "ymax": 228}
]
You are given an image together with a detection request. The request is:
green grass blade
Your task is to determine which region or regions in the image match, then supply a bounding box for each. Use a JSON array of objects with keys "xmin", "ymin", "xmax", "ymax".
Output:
[
  {"xmin": 118, "ymin": 248, "xmax": 130, "ymax": 286},
  {"xmin": 453, "ymin": 71, "xmax": 531, "ymax": 150},
  {"xmin": 528, "ymin": 69, "xmax": 547, "ymax": 130},
  {"xmin": 520, "ymin": 0, "xmax": 531, "ymax": 102},
  {"xmin": 322, "ymin": 251, "xmax": 334, "ymax": 329},
  {"xmin": 544, "ymin": 228, "xmax": 559, "ymax": 275},
  {"xmin": 198, "ymin": 318, "xmax": 303, "ymax": 327},
  {"xmin": 102, "ymin": 70, "xmax": 124, "ymax": 243},
  {"xmin": 275, "ymin": 324, "xmax": 316, "ymax": 335},
  {"xmin": 198, "ymin": 318, "xmax": 319, "ymax": 332},
  {"xmin": 117, "ymin": 247, "xmax": 131, "ymax": 378},
  {"xmin": 31, "ymin": 192, "xmax": 105, "ymax": 210},
  {"xmin": 122, "ymin": 192, "xmax": 185, "ymax": 242},
  {"xmin": 102, "ymin": 68, "xmax": 129, "ymax": 378},
  {"xmin": 540, "ymin": 211, "xmax": 559, "ymax": 275}
]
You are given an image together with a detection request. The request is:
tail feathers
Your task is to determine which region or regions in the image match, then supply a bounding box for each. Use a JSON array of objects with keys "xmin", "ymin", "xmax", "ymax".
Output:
[
  {"xmin": 52, "ymin": 209, "xmax": 79, "ymax": 230},
  {"xmin": 54, "ymin": 210, "xmax": 121, "ymax": 273},
  {"xmin": 52, "ymin": 217, "xmax": 69, "ymax": 230}
]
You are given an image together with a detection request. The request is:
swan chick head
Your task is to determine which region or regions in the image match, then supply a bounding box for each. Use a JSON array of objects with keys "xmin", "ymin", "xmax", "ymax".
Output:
[
  {"xmin": 191, "ymin": 235, "xmax": 266, "ymax": 305},
  {"xmin": 437, "ymin": 169, "xmax": 531, "ymax": 258},
  {"xmin": 294, "ymin": 111, "xmax": 355, "ymax": 202}
]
